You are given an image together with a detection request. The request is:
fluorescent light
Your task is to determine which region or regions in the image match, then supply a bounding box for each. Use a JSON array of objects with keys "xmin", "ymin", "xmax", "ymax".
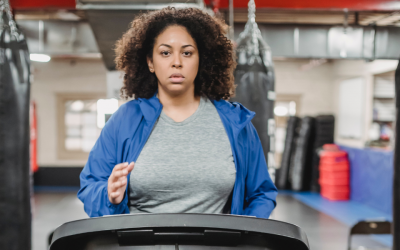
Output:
[
  {"xmin": 71, "ymin": 100, "xmax": 85, "ymax": 112},
  {"xmin": 274, "ymin": 106, "xmax": 288, "ymax": 117},
  {"xmin": 289, "ymin": 101, "xmax": 296, "ymax": 115},
  {"xmin": 30, "ymin": 54, "xmax": 51, "ymax": 62}
]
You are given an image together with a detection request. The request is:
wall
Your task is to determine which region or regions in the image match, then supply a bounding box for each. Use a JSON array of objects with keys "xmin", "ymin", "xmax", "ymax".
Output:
[
  {"xmin": 31, "ymin": 58, "xmax": 107, "ymax": 167},
  {"xmin": 274, "ymin": 59, "xmax": 335, "ymax": 116},
  {"xmin": 266, "ymin": 59, "xmax": 398, "ymax": 149},
  {"xmin": 331, "ymin": 59, "xmax": 398, "ymax": 148},
  {"xmin": 32, "ymin": 58, "xmax": 396, "ymax": 167},
  {"xmin": 32, "ymin": 58, "xmax": 337, "ymax": 168}
]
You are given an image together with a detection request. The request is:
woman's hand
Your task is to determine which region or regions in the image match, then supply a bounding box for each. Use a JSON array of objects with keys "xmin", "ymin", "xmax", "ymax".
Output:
[{"xmin": 108, "ymin": 162, "xmax": 135, "ymax": 205}]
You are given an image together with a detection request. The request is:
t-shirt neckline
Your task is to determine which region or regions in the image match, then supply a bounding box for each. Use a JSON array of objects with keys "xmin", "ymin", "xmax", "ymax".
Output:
[{"xmin": 160, "ymin": 96, "xmax": 206, "ymax": 126}]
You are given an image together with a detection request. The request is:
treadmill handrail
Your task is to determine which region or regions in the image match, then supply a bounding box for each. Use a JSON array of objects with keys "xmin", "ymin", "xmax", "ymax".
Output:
[
  {"xmin": 50, "ymin": 213, "xmax": 309, "ymax": 250},
  {"xmin": 50, "ymin": 213, "xmax": 309, "ymax": 249}
]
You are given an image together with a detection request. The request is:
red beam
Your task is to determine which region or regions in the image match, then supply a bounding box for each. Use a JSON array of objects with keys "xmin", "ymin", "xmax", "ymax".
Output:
[
  {"xmin": 10, "ymin": 0, "xmax": 76, "ymax": 10},
  {"xmin": 9, "ymin": 0, "xmax": 400, "ymax": 11}
]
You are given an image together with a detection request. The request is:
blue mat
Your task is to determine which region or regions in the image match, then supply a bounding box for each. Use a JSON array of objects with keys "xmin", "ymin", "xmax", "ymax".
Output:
[
  {"xmin": 280, "ymin": 191, "xmax": 393, "ymax": 247},
  {"xmin": 339, "ymin": 146, "xmax": 393, "ymax": 215}
]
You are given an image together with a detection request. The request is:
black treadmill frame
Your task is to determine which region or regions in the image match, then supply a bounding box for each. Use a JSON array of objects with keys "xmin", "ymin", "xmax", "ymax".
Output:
[{"xmin": 50, "ymin": 213, "xmax": 309, "ymax": 250}]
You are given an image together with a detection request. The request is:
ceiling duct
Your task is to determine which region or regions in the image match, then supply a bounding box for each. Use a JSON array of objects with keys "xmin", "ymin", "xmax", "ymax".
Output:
[
  {"xmin": 233, "ymin": 24, "xmax": 400, "ymax": 60},
  {"xmin": 16, "ymin": 20, "xmax": 99, "ymax": 58},
  {"xmin": 76, "ymin": 0, "xmax": 205, "ymax": 70},
  {"xmin": 16, "ymin": 19, "xmax": 400, "ymax": 62}
]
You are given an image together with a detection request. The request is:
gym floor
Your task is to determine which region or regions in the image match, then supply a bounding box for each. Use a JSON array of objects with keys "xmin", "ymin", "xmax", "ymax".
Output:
[{"xmin": 32, "ymin": 192, "xmax": 390, "ymax": 250}]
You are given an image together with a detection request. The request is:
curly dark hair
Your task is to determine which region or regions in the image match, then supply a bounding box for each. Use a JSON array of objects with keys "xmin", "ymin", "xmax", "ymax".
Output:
[{"xmin": 115, "ymin": 7, "xmax": 236, "ymax": 100}]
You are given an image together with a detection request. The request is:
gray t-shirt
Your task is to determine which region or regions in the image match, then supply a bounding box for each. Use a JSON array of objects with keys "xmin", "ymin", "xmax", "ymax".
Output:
[{"xmin": 129, "ymin": 96, "xmax": 236, "ymax": 214}]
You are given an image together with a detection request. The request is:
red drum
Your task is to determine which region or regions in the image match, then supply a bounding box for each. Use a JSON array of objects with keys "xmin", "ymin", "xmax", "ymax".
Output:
[{"xmin": 318, "ymin": 144, "xmax": 350, "ymax": 201}]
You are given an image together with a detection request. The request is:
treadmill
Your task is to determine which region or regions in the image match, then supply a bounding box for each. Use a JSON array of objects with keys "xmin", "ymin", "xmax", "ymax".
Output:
[{"xmin": 49, "ymin": 213, "xmax": 310, "ymax": 250}]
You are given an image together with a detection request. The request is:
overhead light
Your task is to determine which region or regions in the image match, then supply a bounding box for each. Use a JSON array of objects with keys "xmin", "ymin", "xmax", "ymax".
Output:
[
  {"xmin": 274, "ymin": 106, "xmax": 288, "ymax": 117},
  {"xmin": 71, "ymin": 100, "xmax": 85, "ymax": 112},
  {"xmin": 30, "ymin": 54, "xmax": 51, "ymax": 62},
  {"xmin": 289, "ymin": 101, "xmax": 297, "ymax": 115}
]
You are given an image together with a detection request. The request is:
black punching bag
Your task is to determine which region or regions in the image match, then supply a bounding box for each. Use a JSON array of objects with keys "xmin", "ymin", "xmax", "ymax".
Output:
[
  {"xmin": 0, "ymin": 1, "xmax": 32, "ymax": 250},
  {"xmin": 232, "ymin": 0, "xmax": 276, "ymax": 179},
  {"xmin": 276, "ymin": 116, "xmax": 300, "ymax": 190},
  {"xmin": 393, "ymin": 60, "xmax": 400, "ymax": 250},
  {"xmin": 290, "ymin": 117, "xmax": 316, "ymax": 191}
]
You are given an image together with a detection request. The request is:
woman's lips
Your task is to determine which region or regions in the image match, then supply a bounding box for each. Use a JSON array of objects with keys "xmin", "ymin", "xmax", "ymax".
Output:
[{"xmin": 169, "ymin": 75, "xmax": 185, "ymax": 83}]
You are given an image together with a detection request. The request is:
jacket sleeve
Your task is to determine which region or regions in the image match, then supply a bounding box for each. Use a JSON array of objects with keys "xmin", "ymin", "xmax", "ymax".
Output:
[
  {"xmin": 242, "ymin": 122, "xmax": 278, "ymax": 219},
  {"xmin": 77, "ymin": 111, "xmax": 130, "ymax": 217}
]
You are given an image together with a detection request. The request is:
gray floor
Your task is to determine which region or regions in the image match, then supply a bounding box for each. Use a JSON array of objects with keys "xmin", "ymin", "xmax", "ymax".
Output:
[
  {"xmin": 271, "ymin": 195, "xmax": 389, "ymax": 250},
  {"xmin": 270, "ymin": 195, "xmax": 349, "ymax": 250},
  {"xmin": 32, "ymin": 192, "xmax": 388, "ymax": 250},
  {"xmin": 32, "ymin": 192, "xmax": 88, "ymax": 250}
]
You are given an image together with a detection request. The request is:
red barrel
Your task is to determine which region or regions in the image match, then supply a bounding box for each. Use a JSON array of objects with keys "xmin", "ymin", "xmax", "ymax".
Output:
[{"xmin": 318, "ymin": 144, "xmax": 350, "ymax": 201}]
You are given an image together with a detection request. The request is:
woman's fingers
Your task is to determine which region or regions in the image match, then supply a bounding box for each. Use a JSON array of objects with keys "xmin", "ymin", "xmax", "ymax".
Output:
[
  {"xmin": 113, "ymin": 169, "xmax": 128, "ymax": 179},
  {"xmin": 114, "ymin": 162, "xmax": 128, "ymax": 171},
  {"xmin": 111, "ymin": 163, "xmax": 126, "ymax": 180},
  {"xmin": 108, "ymin": 162, "xmax": 134, "ymax": 204},
  {"xmin": 111, "ymin": 179, "xmax": 126, "ymax": 190},
  {"xmin": 111, "ymin": 162, "xmax": 132, "ymax": 179},
  {"xmin": 112, "ymin": 169, "xmax": 124, "ymax": 179},
  {"xmin": 126, "ymin": 162, "xmax": 135, "ymax": 173},
  {"xmin": 109, "ymin": 191, "xmax": 120, "ymax": 199}
]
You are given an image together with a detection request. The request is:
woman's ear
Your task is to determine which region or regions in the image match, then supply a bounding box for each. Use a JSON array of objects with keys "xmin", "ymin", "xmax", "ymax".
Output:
[{"xmin": 147, "ymin": 56, "xmax": 154, "ymax": 73}]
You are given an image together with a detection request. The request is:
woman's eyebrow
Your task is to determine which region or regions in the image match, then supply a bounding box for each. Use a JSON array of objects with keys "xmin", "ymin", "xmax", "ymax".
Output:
[
  {"xmin": 158, "ymin": 44, "xmax": 195, "ymax": 49},
  {"xmin": 182, "ymin": 45, "xmax": 195, "ymax": 49},
  {"xmin": 159, "ymin": 44, "xmax": 172, "ymax": 48}
]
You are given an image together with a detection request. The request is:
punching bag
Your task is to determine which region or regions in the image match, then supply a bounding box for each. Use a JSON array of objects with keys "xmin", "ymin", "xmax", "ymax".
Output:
[
  {"xmin": 0, "ymin": 1, "xmax": 32, "ymax": 249},
  {"xmin": 232, "ymin": 0, "xmax": 276, "ymax": 179},
  {"xmin": 276, "ymin": 116, "xmax": 300, "ymax": 190},
  {"xmin": 393, "ymin": 60, "xmax": 400, "ymax": 250},
  {"xmin": 290, "ymin": 117, "xmax": 316, "ymax": 191}
]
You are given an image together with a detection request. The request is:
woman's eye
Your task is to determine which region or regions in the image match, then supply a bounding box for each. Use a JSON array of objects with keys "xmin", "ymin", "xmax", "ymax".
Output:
[
  {"xmin": 183, "ymin": 51, "xmax": 192, "ymax": 56},
  {"xmin": 161, "ymin": 51, "xmax": 170, "ymax": 56}
]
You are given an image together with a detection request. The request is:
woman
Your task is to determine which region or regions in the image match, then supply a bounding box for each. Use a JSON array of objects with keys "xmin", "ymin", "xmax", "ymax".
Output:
[{"xmin": 78, "ymin": 7, "xmax": 277, "ymax": 218}]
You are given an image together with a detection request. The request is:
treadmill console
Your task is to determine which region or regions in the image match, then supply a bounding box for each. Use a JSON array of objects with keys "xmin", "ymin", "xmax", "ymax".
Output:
[{"xmin": 50, "ymin": 213, "xmax": 309, "ymax": 250}]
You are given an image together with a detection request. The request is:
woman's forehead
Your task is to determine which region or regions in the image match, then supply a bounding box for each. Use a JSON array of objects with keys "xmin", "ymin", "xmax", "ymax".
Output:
[{"xmin": 155, "ymin": 25, "xmax": 197, "ymax": 48}]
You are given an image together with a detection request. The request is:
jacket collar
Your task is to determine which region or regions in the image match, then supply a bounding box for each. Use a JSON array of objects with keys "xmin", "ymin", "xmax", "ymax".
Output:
[
  {"xmin": 211, "ymin": 98, "xmax": 255, "ymax": 132},
  {"xmin": 137, "ymin": 92, "xmax": 163, "ymax": 123},
  {"xmin": 137, "ymin": 91, "xmax": 255, "ymax": 131}
]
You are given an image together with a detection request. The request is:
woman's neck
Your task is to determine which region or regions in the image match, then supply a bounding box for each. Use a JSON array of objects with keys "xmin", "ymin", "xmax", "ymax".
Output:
[{"xmin": 157, "ymin": 88, "xmax": 201, "ymax": 123}]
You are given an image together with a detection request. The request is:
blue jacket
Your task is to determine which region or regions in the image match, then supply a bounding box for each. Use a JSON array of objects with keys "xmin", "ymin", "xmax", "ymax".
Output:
[{"xmin": 78, "ymin": 93, "xmax": 277, "ymax": 218}]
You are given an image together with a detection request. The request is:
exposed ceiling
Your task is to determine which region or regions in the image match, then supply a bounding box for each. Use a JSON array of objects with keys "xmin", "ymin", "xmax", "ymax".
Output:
[
  {"xmin": 11, "ymin": 1, "xmax": 400, "ymax": 70},
  {"xmin": 15, "ymin": 9, "xmax": 400, "ymax": 27}
]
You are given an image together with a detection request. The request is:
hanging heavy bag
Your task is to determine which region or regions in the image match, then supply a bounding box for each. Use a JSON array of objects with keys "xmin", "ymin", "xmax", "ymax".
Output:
[
  {"xmin": 276, "ymin": 116, "xmax": 301, "ymax": 190},
  {"xmin": 289, "ymin": 117, "xmax": 316, "ymax": 191},
  {"xmin": 393, "ymin": 60, "xmax": 400, "ymax": 250},
  {"xmin": 231, "ymin": 0, "xmax": 276, "ymax": 173},
  {"xmin": 0, "ymin": 3, "xmax": 32, "ymax": 250},
  {"xmin": 233, "ymin": 61, "xmax": 275, "ymax": 157}
]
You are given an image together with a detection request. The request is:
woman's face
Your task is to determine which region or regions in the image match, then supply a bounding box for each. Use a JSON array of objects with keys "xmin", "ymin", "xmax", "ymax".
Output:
[{"xmin": 147, "ymin": 25, "xmax": 199, "ymax": 97}]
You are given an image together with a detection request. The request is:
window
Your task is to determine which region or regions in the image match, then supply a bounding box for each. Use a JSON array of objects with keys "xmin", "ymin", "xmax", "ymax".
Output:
[{"xmin": 57, "ymin": 93, "xmax": 118, "ymax": 160}]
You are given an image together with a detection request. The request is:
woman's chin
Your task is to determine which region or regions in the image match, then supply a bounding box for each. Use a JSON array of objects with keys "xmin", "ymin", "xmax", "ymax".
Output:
[{"xmin": 160, "ymin": 83, "xmax": 192, "ymax": 96}]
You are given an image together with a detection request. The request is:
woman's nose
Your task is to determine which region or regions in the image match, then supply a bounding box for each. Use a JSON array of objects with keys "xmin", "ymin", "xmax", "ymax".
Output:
[{"xmin": 172, "ymin": 53, "xmax": 182, "ymax": 68}]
